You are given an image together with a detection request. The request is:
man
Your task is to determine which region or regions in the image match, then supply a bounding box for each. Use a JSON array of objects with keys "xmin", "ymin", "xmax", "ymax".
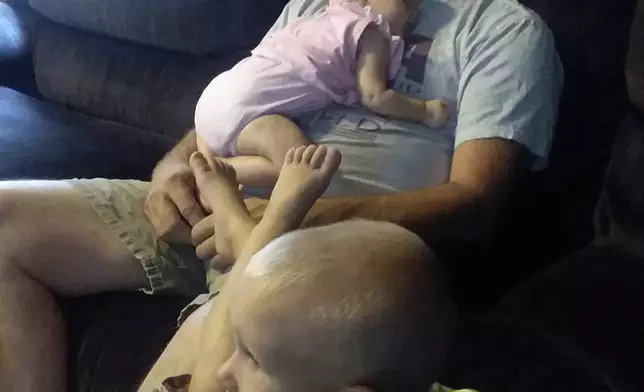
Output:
[{"xmin": 0, "ymin": 0, "xmax": 561, "ymax": 391}]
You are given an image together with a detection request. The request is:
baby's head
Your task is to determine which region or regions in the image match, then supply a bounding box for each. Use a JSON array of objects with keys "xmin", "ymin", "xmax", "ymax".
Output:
[
  {"xmin": 366, "ymin": 0, "xmax": 423, "ymax": 35},
  {"xmin": 219, "ymin": 220, "xmax": 456, "ymax": 392}
]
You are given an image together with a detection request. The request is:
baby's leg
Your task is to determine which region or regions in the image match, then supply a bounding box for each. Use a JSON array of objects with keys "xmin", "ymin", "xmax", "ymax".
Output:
[
  {"xmin": 236, "ymin": 144, "xmax": 341, "ymax": 263},
  {"xmin": 190, "ymin": 145, "xmax": 341, "ymax": 263},
  {"xmin": 188, "ymin": 146, "xmax": 340, "ymax": 392},
  {"xmin": 356, "ymin": 25, "xmax": 450, "ymax": 128},
  {"xmin": 233, "ymin": 114, "xmax": 310, "ymax": 186}
]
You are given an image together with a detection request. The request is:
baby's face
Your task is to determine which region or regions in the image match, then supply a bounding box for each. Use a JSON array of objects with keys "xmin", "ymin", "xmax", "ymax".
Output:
[
  {"xmin": 368, "ymin": 0, "xmax": 421, "ymax": 35},
  {"xmin": 218, "ymin": 276, "xmax": 321, "ymax": 392}
]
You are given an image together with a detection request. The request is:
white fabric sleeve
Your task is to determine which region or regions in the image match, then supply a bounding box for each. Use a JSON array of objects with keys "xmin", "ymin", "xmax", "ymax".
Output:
[{"xmin": 455, "ymin": 11, "xmax": 563, "ymax": 161}]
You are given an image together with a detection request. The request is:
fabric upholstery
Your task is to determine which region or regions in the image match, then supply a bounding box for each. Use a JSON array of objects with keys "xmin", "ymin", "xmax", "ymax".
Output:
[
  {"xmin": 626, "ymin": 0, "xmax": 644, "ymax": 111},
  {"xmin": 442, "ymin": 318, "xmax": 611, "ymax": 392},
  {"xmin": 493, "ymin": 243, "xmax": 644, "ymax": 392},
  {"xmin": 33, "ymin": 23, "xmax": 245, "ymax": 138},
  {"xmin": 29, "ymin": 0, "xmax": 288, "ymax": 55},
  {"xmin": 594, "ymin": 107, "xmax": 644, "ymax": 246},
  {"xmin": 0, "ymin": 1, "xmax": 25, "ymax": 59},
  {"xmin": 0, "ymin": 87, "xmax": 174, "ymax": 180},
  {"xmin": 64, "ymin": 294, "xmax": 191, "ymax": 392}
]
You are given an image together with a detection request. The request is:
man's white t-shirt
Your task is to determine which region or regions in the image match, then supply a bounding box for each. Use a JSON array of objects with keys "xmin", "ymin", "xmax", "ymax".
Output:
[{"xmin": 263, "ymin": 0, "xmax": 563, "ymax": 198}]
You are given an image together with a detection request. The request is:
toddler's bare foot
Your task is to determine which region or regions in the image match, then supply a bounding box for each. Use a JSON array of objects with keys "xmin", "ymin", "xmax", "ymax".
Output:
[
  {"xmin": 190, "ymin": 152, "xmax": 254, "ymax": 260},
  {"xmin": 265, "ymin": 145, "xmax": 341, "ymax": 229},
  {"xmin": 423, "ymin": 99, "xmax": 450, "ymax": 128}
]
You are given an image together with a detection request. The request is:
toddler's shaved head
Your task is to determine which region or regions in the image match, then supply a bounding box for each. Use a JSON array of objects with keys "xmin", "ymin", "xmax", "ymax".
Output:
[{"xmin": 223, "ymin": 220, "xmax": 456, "ymax": 392}]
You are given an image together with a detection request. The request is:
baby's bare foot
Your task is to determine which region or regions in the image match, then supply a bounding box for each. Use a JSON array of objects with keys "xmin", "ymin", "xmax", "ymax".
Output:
[
  {"xmin": 190, "ymin": 152, "xmax": 254, "ymax": 261},
  {"xmin": 423, "ymin": 99, "xmax": 450, "ymax": 128},
  {"xmin": 266, "ymin": 145, "xmax": 341, "ymax": 228}
]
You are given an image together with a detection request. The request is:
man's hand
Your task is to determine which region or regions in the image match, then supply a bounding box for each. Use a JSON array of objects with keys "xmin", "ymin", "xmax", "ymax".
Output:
[
  {"xmin": 191, "ymin": 216, "xmax": 234, "ymax": 272},
  {"xmin": 146, "ymin": 162, "xmax": 206, "ymax": 244},
  {"xmin": 191, "ymin": 198, "xmax": 267, "ymax": 271}
]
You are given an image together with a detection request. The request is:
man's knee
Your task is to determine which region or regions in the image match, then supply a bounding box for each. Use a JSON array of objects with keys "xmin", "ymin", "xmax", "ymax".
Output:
[
  {"xmin": 0, "ymin": 189, "xmax": 11, "ymax": 221},
  {"xmin": 0, "ymin": 188, "xmax": 46, "ymax": 277},
  {"xmin": 0, "ymin": 190, "xmax": 23, "ymax": 271}
]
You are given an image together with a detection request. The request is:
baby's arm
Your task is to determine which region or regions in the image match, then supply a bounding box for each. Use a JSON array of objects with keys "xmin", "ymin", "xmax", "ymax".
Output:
[{"xmin": 356, "ymin": 25, "xmax": 449, "ymax": 128}]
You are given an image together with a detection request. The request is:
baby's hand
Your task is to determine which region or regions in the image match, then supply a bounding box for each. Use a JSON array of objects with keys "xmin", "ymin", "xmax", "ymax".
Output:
[{"xmin": 423, "ymin": 99, "xmax": 450, "ymax": 129}]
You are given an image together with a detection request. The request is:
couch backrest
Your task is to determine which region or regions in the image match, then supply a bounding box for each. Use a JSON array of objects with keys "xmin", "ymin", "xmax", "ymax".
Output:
[
  {"xmin": 627, "ymin": 0, "xmax": 644, "ymax": 111},
  {"xmin": 26, "ymin": 0, "xmax": 289, "ymax": 138},
  {"xmin": 28, "ymin": 0, "xmax": 289, "ymax": 56},
  {"xmin": 596, "ymin": 0, "xmax": 644, "ymax": 246}
]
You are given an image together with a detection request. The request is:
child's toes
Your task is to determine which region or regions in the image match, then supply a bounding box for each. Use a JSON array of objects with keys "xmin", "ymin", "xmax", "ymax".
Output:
[
  {"xmin": 293, "ymin": 145, "xmax": 307, "ymax": 163},
  {"xmin": 284, "ymin": 147, "xmax": 297, "ymax": 165},
  {"xmin": 321, "ymin": 147, "xmax": 341, "ymax": 174},
  {"xmin": 301, "ymin": 145, "xmax": 318, "ymax": 164},
  {"xmin": 310, "ymin": 145, "xmax": 328, "ymax": 168}
]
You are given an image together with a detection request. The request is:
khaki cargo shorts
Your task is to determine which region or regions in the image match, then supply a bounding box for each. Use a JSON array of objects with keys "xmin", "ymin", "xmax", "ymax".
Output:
[{"xmin": 68, "ymin": 178, "xmax": 227, "ymax": 303}]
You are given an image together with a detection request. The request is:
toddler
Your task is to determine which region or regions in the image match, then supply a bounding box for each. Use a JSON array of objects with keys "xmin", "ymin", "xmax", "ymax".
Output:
[
  {"xmin": 194, "ymin": 0, "xmax": 450, "ymax": 187},
  {"xmin": 155, "ymin": 145, "xmax": 476, "ymax": 392}
]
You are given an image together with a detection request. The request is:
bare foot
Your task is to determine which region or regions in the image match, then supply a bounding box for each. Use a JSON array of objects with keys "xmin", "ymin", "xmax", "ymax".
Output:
[
  {"xmin": 423, "ymin": 99, "xmax": 450, "ymax": 128},
  {"xmin": 265, "ymin": 145, "xmax": 341, "ymax": 229},
  {"xmin": 190, "ymin": 152, "xmax": 254, "ymax": 261}
]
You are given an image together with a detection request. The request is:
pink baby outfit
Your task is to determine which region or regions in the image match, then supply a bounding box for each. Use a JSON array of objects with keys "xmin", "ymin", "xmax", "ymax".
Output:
[{"xmin": 194, "ymin": 0, "xmax": 404, "ymax": 157}]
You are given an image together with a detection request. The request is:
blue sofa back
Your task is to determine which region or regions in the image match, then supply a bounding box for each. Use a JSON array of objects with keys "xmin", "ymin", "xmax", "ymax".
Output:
[{"xmin": 26, "ymin": 0, "xmax": 288, "ymax": 138}]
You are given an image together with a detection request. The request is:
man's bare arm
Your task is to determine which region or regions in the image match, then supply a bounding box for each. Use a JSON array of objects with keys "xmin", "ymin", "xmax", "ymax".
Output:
[{"xmin": 247, "ymin": 138, "xmax": 532, "ymax": 246}]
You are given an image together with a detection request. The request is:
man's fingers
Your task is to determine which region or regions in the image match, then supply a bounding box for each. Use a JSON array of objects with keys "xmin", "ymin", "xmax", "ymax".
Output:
[
  {"xmin": 169, "ymin": 184, "xmax": 205, "ymax": 226},
  {"xmin": 189, "ymin": 152, "xmax": 210, "ymax": 184},
  {"xmin": 195, "ymin": 236, "xmax": 217, "ymax": 260},
  {"xmin": 211, "ymin": 254, "xmax": 234, "ymax": 272},
  {"xmin": 192, "ymin": 217, "xmax": 215, "ymax": 245},
  {"xmin": 159, "ymin": 222, "xmax": 193, "ymax": 244},
  {"xmin": 153, "ymin": 197, "xmax": 193, "ymax": 243}
]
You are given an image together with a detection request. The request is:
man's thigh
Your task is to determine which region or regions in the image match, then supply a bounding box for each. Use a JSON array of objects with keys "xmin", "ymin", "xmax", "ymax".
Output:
[{"xmin": 0, "ymin": 179, "xmax": 208, "ymax": 297}]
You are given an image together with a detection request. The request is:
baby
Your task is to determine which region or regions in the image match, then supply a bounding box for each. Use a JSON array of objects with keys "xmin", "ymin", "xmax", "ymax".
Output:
[
  {"xmin": 153, "ymin": 145, "xmax": 475, "ymax": 392},
  {"xmin": 195, "ymin": 0, "xmax": 450, "ymax": 188}
]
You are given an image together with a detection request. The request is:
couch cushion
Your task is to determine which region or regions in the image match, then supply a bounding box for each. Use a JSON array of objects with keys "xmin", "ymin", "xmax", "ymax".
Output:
[
  {"xmin": 627, "ymin": 0, "xmax": 644, "ymax": 111},
  {"xmin": 442, "ymin": 319, "xmax": 611, "ymax": 392},
  {"xmin": 493, "ymin": 243, "xmax": 644, "ymax": 392},
  {"xmin": 33, "ymin": 24, "xmax": 245, "ymax": 138},
  {"xmin": 595, "ymin": 107, "xmax": 644, "ymax": 245},
  {"xmin": 64, "ymin": 293, "xmax": 192, "ymax": 392},
  {"xmin": 0, "ymin": 87, "xmax": 174, "ymax": 180},
  {"xmin": 28, "ymin": 0, "xmax": 288, "ymax": 55},
  {"xmin": 0, "ymin": 1, "xmax": 26, "ymax": 60}
]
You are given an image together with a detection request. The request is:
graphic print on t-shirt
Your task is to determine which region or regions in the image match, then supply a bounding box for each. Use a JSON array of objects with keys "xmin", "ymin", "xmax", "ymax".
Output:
[
  {"xmin": 297, "ymin": 31, "xmax": 452, "ymax": 198},
  {"xmin": 393, "ymin": 35, "xmax": 434, "ymax": 96},
  {"xmin": 306, "ymin": 35, "xmax": 436, "ymax": 142}
]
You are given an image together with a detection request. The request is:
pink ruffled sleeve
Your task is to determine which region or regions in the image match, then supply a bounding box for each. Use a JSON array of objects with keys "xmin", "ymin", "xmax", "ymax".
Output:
[{"xmin": 328, "ymin": 0, "xmax": 405, "ymax": 78}]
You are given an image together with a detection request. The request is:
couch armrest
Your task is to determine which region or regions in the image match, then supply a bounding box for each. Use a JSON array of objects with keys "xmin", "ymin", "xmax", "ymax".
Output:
[
  {"xmin": 627, "ymin": 0, "xmax": 644, "ymax": 112},
  {"xmin": 0, "ymin": 1, "xmax": 44, "ymax": 94},
  {"xmin": 0, "ymin": 1, "xmax": 27, "ymax": 62}
]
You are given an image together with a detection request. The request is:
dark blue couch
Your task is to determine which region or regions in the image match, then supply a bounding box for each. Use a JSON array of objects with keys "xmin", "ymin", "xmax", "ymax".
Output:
[{"xmin": 1, "ymin": 0, "xmax": 643, "ymax": 390}]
